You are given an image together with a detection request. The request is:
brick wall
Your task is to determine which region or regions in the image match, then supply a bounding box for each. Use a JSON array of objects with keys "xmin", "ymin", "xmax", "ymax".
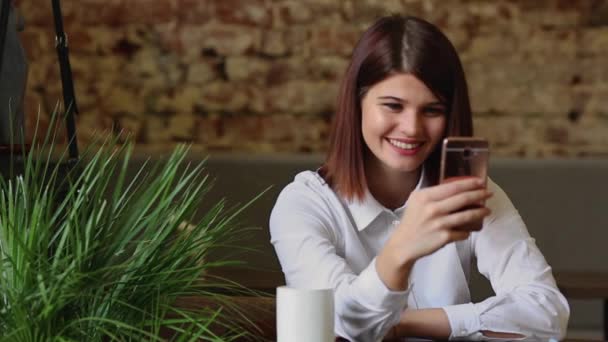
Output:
[{"xmin": 16, "ymin": 0, "xmax": 608, "ymax": 157}]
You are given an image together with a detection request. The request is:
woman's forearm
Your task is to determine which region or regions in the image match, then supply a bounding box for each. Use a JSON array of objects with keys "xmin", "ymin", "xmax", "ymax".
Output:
[
  {"xmin": 375, "ymin": 246, "xmax": 415, "ymax": 291},
  {"xmin": 391, "ymin": 308, "xmax": 451, "ymax": 340},
  {"xmin": 387, "ymin": 308, "xmax": 526, "ymax": 340}
]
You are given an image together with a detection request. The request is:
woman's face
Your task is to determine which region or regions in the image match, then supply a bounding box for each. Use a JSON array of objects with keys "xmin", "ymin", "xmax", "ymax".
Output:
[{"xmin": 361, "ymin": 72, "xmax": 447, "ymax": 177}]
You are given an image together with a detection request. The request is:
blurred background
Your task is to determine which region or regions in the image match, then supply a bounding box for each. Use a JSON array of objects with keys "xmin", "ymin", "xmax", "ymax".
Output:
[
  {"xmin": 14, "ymin": 0, "xmax": 608, "ymax": 157},
  {"xmin": 5, "ymin": 0, "xmax": 608, "ymax": 340}
]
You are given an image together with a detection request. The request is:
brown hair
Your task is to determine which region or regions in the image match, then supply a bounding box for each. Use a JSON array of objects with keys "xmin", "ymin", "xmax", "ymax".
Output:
[{"xmin": 319, "ymin": 15, "xmax": 473, "ymax": 201}]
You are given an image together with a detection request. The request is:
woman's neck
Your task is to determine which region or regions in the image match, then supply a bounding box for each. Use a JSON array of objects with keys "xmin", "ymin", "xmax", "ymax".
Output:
[{"xmin": 365, "ymin": 160, "xmax": 422, "ymax": 211}]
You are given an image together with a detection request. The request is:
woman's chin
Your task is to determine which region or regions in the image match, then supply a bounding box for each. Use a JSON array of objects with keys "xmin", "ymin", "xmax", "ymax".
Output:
[{"xmin": 384, "ymin": 158, "xmax": 424, "ymax": 174}]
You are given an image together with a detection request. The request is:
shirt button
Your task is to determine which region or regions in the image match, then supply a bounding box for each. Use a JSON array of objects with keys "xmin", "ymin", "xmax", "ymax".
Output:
[{"xmin": 392, "ymin": 220, "xmax": 400, "ymax": 226}]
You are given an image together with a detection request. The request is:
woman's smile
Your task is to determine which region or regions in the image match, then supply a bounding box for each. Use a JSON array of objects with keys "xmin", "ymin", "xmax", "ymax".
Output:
[{"xmin": 386, "ymin": 138, "xmax": 425, "ymax": 156}]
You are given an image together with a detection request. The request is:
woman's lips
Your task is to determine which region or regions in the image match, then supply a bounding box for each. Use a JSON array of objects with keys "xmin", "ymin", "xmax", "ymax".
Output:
[{"xmin": 386, "ymin": 138, "xmax": 423, "ymax": 156}]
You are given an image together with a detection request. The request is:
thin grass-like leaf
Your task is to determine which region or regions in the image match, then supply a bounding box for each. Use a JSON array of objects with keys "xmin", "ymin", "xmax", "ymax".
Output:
[{"xmin": 0, "ymin": 112, "xmax": 264, "ymax": 341}]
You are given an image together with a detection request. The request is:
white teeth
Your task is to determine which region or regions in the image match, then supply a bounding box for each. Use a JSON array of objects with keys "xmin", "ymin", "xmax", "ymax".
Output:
[{"xmin": 388, "ymin": 139, "xmax": 422, "ymax": 150}]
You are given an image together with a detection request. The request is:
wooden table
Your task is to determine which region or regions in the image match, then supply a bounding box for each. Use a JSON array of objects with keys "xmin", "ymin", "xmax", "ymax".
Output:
[
  {"xmin": 205, "ymin": 267, "xmax": 284, "ymax": 294},
  {"xmin": 554, "ymin": 271, "xmax": 608, "ymax": 340},
  {"xmin": 174, "ymin": 295, "xmax": 277, "ymax": 340},
  {"xmin": 201, "ymin": 268, "xmax": 608, "ymax": 340}
]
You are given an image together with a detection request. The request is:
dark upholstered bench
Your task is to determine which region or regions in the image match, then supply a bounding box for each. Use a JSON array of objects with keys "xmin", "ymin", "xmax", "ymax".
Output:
[
  {"xmin": 126, "ymin": 154, "xmax": 608, "ymax": 335},
  {"xmin": 554, "ymin": 271, "xmax": 608, "ymax": 339}
]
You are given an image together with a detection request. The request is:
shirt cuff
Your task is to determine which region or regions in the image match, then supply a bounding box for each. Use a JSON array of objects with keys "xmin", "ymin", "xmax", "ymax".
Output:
[
  {"xmin": 354, "ymin": 257, "xmax": 410, "ymax": 310},
  {"xmin": 442, "ymin": 302, "xmax": 481, "ymax": 339}
]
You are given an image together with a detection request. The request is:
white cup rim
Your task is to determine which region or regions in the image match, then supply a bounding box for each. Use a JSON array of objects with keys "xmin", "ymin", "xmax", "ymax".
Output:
[{"xmin": 276, "ymin": 285, "xmax": 333, "ymax": 293}]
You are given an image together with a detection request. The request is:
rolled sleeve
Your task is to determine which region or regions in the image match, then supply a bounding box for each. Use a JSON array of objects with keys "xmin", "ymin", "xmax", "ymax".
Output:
[
  {"xmin": 355, "ymin": 257, "xmax": 410, "ymax": 310},
  {"xmin": 443, "ymin": 303, "xmax": 481, "ymax": 339},
  {"xmin": 333, "ymin": 258, "xmax": 410, "ymax": 341}
]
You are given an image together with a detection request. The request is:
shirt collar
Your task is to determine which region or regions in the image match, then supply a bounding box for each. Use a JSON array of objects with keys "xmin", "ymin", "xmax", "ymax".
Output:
[{"xmin": 346, "ymin": 168, "xmax": 427, "ymax": 231}]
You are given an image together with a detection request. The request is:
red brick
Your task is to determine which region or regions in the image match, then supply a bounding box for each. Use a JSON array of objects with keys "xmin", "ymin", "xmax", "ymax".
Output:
[
  {"xmin": 180, "ymin": 23, "xmax": 262, "ymax": 56},
  {"xmin": 143, "ymin": 115, "xmax": 173, "ymax": 144},
  {"xmin": 212, "ymin": 0, "xmax": 271, "ymax": 27},
  {"xmin": 62, "ymin": 2, "xmax": 171, "ymax": 27},
  {"xmin": 194, "ymin": 115, "xmax": 222, "ymax": 145},
  {"xmin": 176, "ymin": 0, "xmax": 213, "ymax": 24},
  {"xmin": 309, "ymin": 26, "xmax": 360, "ymax": 56},
  {"xmin": 19, "ymin": 29, "xmax": 53, "ymax": 60},
  {"xmin": 273, "ymin": 1, "xmax": 313, "ymax": 27},
  {"xmin": 123, "ymin": 0, "xmax": 177, "ymax": 25},
  {"xmin": 200, "ymin": 82, "xmax": 249, "ymax": 112},
  {"xmin": 167, "ymin": 113, "xmax": 197, "ymax": 140},
  {"xmin": 72, "ymin": 0, "xmax": 127, "ymax": 26},
  {"xmin": 264, "ymin": 58, "xmax": 309, "ymax": 85},
  {"xmin": 225, "ymin": 56, "xmax": 271, "ymax": 84},
  {"xmin": 283, "ymin": 26, "xmax": 311, "ymax": 56},
  {"xmin": 261, "ymin": 30, "xmax": 288, "ymax": 56},
  {"xmin": 267, "ymin": 80, "xmax": 337, "ymax": 114},
  {"xmin": 16, "ymin": 0, "xmax": 79, "ymax": 27}
]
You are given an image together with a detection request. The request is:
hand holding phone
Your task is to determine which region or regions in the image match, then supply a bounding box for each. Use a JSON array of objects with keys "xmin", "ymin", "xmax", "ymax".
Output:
[
  {"xmin": 380, "ymin": 137, "xmax": 491, "ymax": 266},
  {"xmin": 439, "ymin": 137, "xmax": 490, "ymax": 230}
]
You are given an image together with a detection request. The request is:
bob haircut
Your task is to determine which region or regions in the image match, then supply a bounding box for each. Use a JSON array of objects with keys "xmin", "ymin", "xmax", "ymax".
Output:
[{"xmin": 319, "ymin": 15, "xmax": 474, "ymax": 201}]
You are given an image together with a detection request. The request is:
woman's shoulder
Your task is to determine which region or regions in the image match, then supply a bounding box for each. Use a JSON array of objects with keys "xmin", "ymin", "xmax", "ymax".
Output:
[
  {"xmin": 485, "ymin": 177, "xmax": 516, "ymax": 212},
  {"xmin": 272, "ymin": 170, "xmax": 339, "ymax": 214},
  {"xmin": 270, "ymin": 170, "xmax": 343, "ymax": 239},
  {"xmin": 475, "ymin": 177, "xmax": 529, "ymax": 238},
  {"xmin": 279, "ymin": 170, "xmax": 333, "ymax": 200}
]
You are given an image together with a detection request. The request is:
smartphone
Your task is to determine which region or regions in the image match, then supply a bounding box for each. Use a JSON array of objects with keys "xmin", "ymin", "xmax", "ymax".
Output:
[{"xmin": 439, "ymin": 137, "xmax": 489, "ymax": 230}]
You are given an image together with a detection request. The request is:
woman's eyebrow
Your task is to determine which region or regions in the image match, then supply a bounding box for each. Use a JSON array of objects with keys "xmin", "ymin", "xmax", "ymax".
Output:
[
  {"xmin": 377, "ymin": 96, "xmax": 404, "ymax": 102},
  {"xmin": 377, "ymin": 96, "xmax": 445, "ymax": 107}
]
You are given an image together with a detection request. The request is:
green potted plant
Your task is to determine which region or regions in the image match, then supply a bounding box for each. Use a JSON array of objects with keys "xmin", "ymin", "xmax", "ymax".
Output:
[{"xmin": 0, "ymin": 116, "xmax": 264, "ymax": 341}]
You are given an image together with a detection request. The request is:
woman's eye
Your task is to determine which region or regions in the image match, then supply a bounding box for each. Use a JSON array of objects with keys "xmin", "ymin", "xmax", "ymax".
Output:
[
  {"xmin": 382, "ymin": 103, "xmax": 402, "ymax": 111},
  {"xmin": 423, "ymin": 107, "xmax": 446, "ymax": 116}
]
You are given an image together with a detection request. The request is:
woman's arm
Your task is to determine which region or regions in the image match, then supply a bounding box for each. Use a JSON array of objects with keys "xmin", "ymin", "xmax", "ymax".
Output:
[
  {"xmin": 439, "ymin": 180, "xmax": 569, "ymax": 340},
  {"xmin": 385, "ymin": 309, "xmax": 525, "ymax": 340},
  {"xmin": 387, "ymin": 308, "xmax": 451, "ymax": 340},
  {"xmin": 270, "ymin": 181, "xmax": 410, "ymax": 342}
]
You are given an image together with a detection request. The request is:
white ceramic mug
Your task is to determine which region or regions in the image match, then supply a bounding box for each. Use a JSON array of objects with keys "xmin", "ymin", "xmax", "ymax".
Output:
[{"xmin": 276, "ymin": 286, "xmax": 334, "ymax": 342}]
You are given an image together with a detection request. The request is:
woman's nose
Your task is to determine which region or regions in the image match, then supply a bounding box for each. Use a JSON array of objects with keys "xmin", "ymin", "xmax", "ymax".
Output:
[{"xmin": 398, "ymin": 109, "xmax": 422, "ymax": 136}]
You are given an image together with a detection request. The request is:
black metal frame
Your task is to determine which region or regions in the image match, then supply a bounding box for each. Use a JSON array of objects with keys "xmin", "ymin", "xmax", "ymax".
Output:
[
  {"xmin": 0, "ymin": 1, "xmax": 10, "ymax": 77},
  {"xmin": 604, "ymin": 299, "xmax": 607, "ymax": 341},
  {"xmin": 51, "ymin": 0, "xmax": 78, "ymax": 160},
  {"xmin": 0, "ymin": 0, "xmax": 79, "ymax": 160}
]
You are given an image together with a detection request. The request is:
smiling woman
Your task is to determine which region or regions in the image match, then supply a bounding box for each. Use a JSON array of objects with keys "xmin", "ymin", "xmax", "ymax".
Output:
[
  {"xmin": 361, "ymin": 73, "xmax": 447, "ymax": 209},
  {"xmin": 269, "ymin": 15, "xmax": 569, "ymax": 341}
]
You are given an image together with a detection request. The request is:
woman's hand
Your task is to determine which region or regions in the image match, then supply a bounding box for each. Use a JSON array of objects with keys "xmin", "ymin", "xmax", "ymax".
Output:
[
  {"xmin": 392, "ymin": 177, "xmax": 492, "ymax": 262},
  {"xmin": 377, "ymin": 177, "xmax": 492, "ymax": 290}
]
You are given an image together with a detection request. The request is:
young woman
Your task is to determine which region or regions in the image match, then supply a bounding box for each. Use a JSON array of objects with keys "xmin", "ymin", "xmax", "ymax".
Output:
[{"xmin": 270, "ymin": 15, "xmax": 569, "ymax": 341}]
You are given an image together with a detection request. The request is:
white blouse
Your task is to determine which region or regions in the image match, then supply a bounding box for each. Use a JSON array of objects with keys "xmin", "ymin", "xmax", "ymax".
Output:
[{"xmin": 269, "ymin": 170, "xmax": 569, "ymax": 341}]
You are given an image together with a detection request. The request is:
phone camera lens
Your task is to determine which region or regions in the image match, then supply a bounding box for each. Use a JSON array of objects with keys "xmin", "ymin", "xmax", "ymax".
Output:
[{"xmin": 463, "ymin": 148, "xmax": 472, "ymax": 159}]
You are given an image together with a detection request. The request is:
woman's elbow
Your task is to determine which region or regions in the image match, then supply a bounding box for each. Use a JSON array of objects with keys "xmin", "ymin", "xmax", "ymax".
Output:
[
  {"xmin": 515, "ymin": 288, "xmax": 570, "ymax": 339},
  {"xmin": 554, "ymin": 297, "xmax": 570, "ymax": 340},
  {"xmin": 334, "ymin": 306, "xmax": 397, "ymax": 342},
  {"xmin": 539, "ymin": 293, "xmax": 570, "ymax": 340}
]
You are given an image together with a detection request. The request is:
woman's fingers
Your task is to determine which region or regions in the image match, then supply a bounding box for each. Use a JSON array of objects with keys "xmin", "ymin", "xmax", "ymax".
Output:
[
  {"xmin": 436, "ymin": 207, "xmax": 492, "ymax": 231},
  {"xmin": 395, "ymin": 178, "xmax": 491, "ymax": 260},
  {"xmin": 443, "ymin": 229, "xmax": 471, "ymax": 243},
  {"xmin": 422, "ymin": 177, "xmax": 485, "ymax": 202},
  {"xmin": 434, "ymin": 189, "xmax": 493, "ymax": 215}
]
